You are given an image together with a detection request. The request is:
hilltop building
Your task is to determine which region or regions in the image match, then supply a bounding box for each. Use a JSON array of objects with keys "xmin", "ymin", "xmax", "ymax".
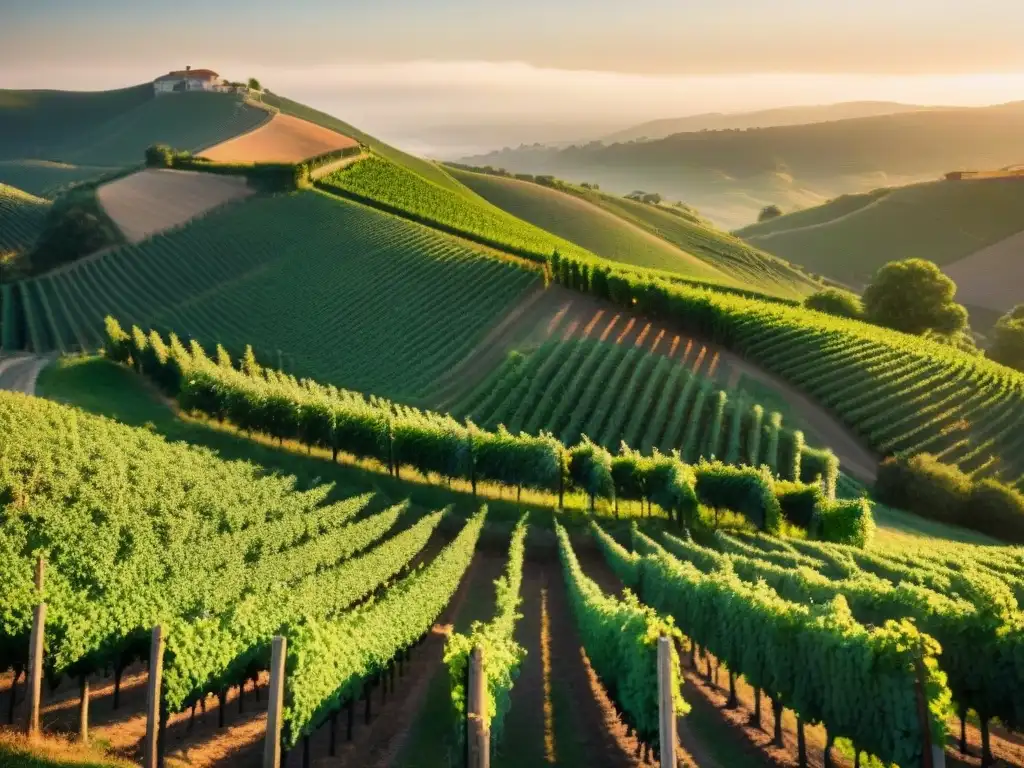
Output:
[{"xmin": 153, "ymin": 66, "xmax": 228, "ymax": 95}]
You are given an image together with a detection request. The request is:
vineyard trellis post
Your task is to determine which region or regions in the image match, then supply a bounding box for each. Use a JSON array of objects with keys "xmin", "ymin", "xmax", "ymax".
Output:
[
  {"xmin": 912, "ymin": 644, "xmax": 944, "ymax": 768},
  {"xmin": 466, "ymin": 645, "xmax": 489, "ymax": 768},
  {"xmin": 25, "ymin": 556, "xmax": 46, "ymax": 739},
  {"xmin": 264, "ymin": 635, "xmax": 287, "ymax": 768},
  {"xmin": 143, "ymin": 625, "xmax": 165, "ymax": 768},
  {"xmin": 658, "ymin": 635, "xmax": 676, "ymax": 768}
]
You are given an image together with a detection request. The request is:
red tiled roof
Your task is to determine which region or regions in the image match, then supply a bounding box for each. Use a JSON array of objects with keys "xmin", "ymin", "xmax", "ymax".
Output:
[{"xmin": 154, "ymin": 69, "xmax": 220, "ymax": 82}]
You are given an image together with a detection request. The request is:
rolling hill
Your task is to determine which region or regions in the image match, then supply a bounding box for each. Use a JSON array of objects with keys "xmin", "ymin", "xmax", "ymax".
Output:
[
  {"xmin": 0, "ymin": 183, "xmax": 48, "ymax": 259},
  {"xmin": 462, "ymin": 102, "xmax": 1024, "ymax": 228},
  {"xmin": 604, "ymin": 101, "xmax": 928, "ymax": 143},
  {"xmin": 448, "ymin": 167, "xmax": 819, "ymax": 298},
  {"xmin": 736, "ymin": 176, "xmax": 1024, "ymax": 311}
]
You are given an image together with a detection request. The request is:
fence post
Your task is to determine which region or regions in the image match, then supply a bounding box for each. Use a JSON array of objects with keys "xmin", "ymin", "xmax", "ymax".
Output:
[
  {"xmin": 25, "ymin": 557, "xmax": 46, "ymax": 739},
  {"xmin": 143, "ymin": 625, "xmax": 164, "ymax": 768},
  {"xmin": 263, "ymin": 635, "xmax": 287, "ymax": 768},
  {"xmin": 79, "ymin": 675, "xmax": 90, "ymax": 743},
  {"xmin": 467, "ymin": 646, "xmax": 489, "ymax": 768},
  {"xmin": 658, "ymin": 635, "xmax": 676, "ymax": 768}
]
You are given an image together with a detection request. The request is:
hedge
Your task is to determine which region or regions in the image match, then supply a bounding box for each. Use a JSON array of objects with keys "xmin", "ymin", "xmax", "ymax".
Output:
[{"xmin": 106, "ymin": 319, "xmax": 839, "ymax": 535}]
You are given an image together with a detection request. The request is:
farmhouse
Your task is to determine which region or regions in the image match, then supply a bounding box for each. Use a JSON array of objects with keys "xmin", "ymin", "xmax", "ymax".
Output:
[{"xmin": 153, "ymin": 66, "xmax": 227, "ymax": 95}]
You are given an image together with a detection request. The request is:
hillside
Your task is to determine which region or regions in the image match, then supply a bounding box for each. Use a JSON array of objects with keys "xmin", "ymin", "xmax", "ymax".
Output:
[
  {"xmin": 462, "ymin": 102, "xmax": 1024, "ymax": 228},
  {"xmin": 449, "ymin": 167, "xmax": 819, "ymax": 298},
  {"xmin": 605, "ymin": 101, "xmax": 927, "ymax": 143},
  {"xmin": 736, "ymin": 176, "xmax": 1024, "ymax": 309},
  {"xmin": 10, "ymin": 190, "xmax": 540, "ymax": 399},
  {"xmin": 0, "ymin": 183, "xmax": 48, "ymax": 258}
]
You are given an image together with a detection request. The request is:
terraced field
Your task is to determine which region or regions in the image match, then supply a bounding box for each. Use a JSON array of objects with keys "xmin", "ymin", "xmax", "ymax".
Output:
[
  {"xmin": 736, "ymin": 177, "xmax": 1024, "ymax": 286},
  {"xmin": 0, "ymin": 183, "xmax": 48, "ymax": 256},
  {"xmin": 96, "ymin": 168, "xmax": 254, "ymax": 243},
  {"xmin": 12, "ymin": 191, "xmax": 540, "ymax": 398},
  {"xmin": 0, "ymin": 160, "xmax": 113, "ymax": 198},
  {"xmin": 453, "ymin": 334, "xmax": 808, "ymax": 476},
  {"xmin": 449, "ymin": 168, "xmax": 818, "ymax": 298},
  {"xmin": 319, "ymin": 154, "xmax": 595, "ymax": 263}
]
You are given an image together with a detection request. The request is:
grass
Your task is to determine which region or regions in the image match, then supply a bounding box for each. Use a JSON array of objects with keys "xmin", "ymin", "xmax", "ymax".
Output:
[
  {"xmin": 0, "ymin": 161, "xmax": 113, "ymax": 200},
  {"xmin": 0, "ymin": 731, "xmax": 133, "ymax": 768},
  {"xmin": 736, "ymin": 188, "xmax": 891, "ymax": 238},
  {"xmin": 0, "ymin": 183, "xmax": 48, "ymax": 257},
  {"xmin": 737, "ymin": 177, "xmax": 1024, "ymax": 285},
  {"xmin": 448, "ymin": 168, "xmax": 819, "ymax": 300},
  {"xmin": 446, "ymin": 168, "xmax": 741, "ymax": 286},
  {"xmin": 17, "ymin": 190, "xmax": 539, "ymax": 400}
]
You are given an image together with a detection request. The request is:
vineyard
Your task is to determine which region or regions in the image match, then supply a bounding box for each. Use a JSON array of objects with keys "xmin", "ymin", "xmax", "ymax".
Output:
[
  {"xmin": 6, "ymin": 191, "xmax": 539, "ymax": 399},
  {"xmin": 448, "ymin": 167, "xmax": 817, "ymax": 299},
  {"xmin": 0, "ymin": 183, "xmax": 47, "ymax": 257},
  {"xmin": 452, "ymin": 337, "xmax": 812, "ymax": 478},
  {"xmin": 0, "ymin": 160, "xmax": 112, "ymax": 199},
  {"xmin": 549, "ymin": 250, "xmax": 1024, "ymax": 490}
]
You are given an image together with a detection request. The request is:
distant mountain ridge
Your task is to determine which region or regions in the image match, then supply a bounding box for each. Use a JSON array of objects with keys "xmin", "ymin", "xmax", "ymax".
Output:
[
  {"xmin": 603, "ymin": 101, "xmax": 930, "ymax": 143},
  {"xmin": 461, "ymin": 102, "xmax": 1024, "ymax": 228}
]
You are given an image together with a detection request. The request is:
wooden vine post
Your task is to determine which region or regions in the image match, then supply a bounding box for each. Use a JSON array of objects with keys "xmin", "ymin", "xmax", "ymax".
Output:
[
  {"xmin": 263, "ymin": 635, "xmax": 287, "ymax": 768},
  {"xmin": 657, "ymin": 635, "xmax": 676, "ymax": 768},
  {"xmin": 25, "ymin": 556, "xmax": 46, "ymax": 739},
  {"xmin": 143, "ymin": 625, "xmax": 165, "ymax": 768},
  {"xmin": 466, "ymin": 646, "xmax": 489, "ymax": 768}
]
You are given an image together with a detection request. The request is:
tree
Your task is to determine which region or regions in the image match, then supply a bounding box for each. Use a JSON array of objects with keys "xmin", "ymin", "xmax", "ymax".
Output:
[
  {"xmin": 861, "ymin": 258, "xmax": 967, "ymax": 336},
  {"xmin": 989, "ymin": 304, "xmax": 1024, "ymax": 371},
  {"xmin": 804, "ymin": 288, "xmax": 863, "ymax": 320},
  {"xmin": 247, "ymin": 77, "xmax": 262, "ymax": 91},
  {"xmin": 758, "ymin": 205, "xmax": 783, "ymax": 222}
]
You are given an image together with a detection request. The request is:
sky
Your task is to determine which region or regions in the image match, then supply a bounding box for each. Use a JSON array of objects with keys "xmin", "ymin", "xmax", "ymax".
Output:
[{"xmin": 4, "ymin": 0, "xmax": 1024, "ymax": 154}]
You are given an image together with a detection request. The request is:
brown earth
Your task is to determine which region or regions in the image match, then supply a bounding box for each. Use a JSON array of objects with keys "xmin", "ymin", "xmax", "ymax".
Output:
[
  {"xmin": 201, "ymin": 113, "xmax": 358, "ymax": 164},
  {"xmin": 97, "ymin": 169, "xmax": 254, "ymax": 244},
  {"xmin": 943, "ymin": 228, "xmax": 1024, "ymax": 313}
]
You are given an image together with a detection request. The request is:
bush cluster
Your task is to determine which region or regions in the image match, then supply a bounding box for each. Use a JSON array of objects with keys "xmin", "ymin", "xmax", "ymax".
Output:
[
  {"xmin": 875, "ymin": 453, "xmax": 1024, "ymax": 541},
  {"xmin": 103, "ymin": 318, "xmax": 862, "ymax": 539}
]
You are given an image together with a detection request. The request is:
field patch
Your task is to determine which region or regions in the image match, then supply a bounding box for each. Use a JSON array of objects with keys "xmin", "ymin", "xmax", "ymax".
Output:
[
  {"xmin": 0, "ymin": 183, "xmax": 48, "ymax": 257},
  {"xmin": 200, "ymin": 112, "xmax": 359, "ymax": 163},
  {"xmin": 16, "ymin": 191, "xmax": 540, "ymax": 399},
  {"xmin": 942, "ymin": 228, "xmax": 1024, "ymax": 312},
  {"xmin": 96, "ymin": 168, "xmax": 254, "ymax": 243},
  {"xmin": 740, "ymin": 176, "xmax": 1024, "ymax": 287},
  {"xmin": 0, "ymin": 159, "xmax": 113, "ymax": 198}
]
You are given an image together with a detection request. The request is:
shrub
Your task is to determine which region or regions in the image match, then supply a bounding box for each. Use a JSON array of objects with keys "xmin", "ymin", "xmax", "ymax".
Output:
[
  {"xmin": 989, "ymin": 306, "xmax": 1024, "ymax": 372},
  {"xmin": 145, "ymin": 144, "xmax": 175, "ymax": 168},
  {"xmin": 804, "ymin": 288, "xmax": 864, "ymax": 320},
  {"xmin": 568, "ymin": 437, "xmax": 613, "ymax": 510},
  {"xmin": 695, "ymin": 462, "xmax": 781, "ymax": 533},
  {"xmin": 799, "ymin": 446, "xmax": 839, "ymax": 499},
  {"xmin": 103, "ymin": 317, "xmax": 132, "ymax": 364},
  {"xmin": 965, "ymin": 479, "xmax": 1024, "ymax": 543},
  {"xmin": 774, "ymin": 480, "xmax": 823, "ymax": 528},
  {"xmin": 758, "ymin": 204, "xmax": 783, "ymax": 222},
  {"xmin": 862, "ymin": 259, "xmax": 967, "ymax": 336},
  {"xmin": 811, "ymin": 497, "xmax": 875, "ymax": 548},
  {"xmin": 875, "ymin": 454, "xmax": 971, "ymax": 526}
]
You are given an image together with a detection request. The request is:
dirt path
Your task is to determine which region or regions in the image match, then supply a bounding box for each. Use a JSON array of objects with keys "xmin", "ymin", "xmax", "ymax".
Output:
[
  {"xmin": 744, "ymin": 192, "xmax": 890, "ymax": 242},
  {"xmin": 0, "ymin": 353, "xmax": 50, "ymax": 395},
  {"xmin": 430, "ymin": 284, "xmax": 879, "ymax": 482}
]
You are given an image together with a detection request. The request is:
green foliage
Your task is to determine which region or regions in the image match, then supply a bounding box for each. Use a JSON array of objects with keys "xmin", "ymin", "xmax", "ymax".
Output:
[
  {"xmin": 319, "ymin": 154, "xmax": 585, "ymax": 264},
  {"xmin": 0, "ymin": 183, "xmax": 48, "ymax": 266},
  {"xmin": 695, "ymin": 461, "xmax": 782, "ymax": 532},
  {"xmin": 247, "ymin": 77, "xmax": 262, "ymax": 91},
  {"xmin": 862, "ymin": 259, "xmax": 967, "ymax": 336},
  {"xmin": 445, "ymin": 516, "xmax": 528, "ymax": 747},
  {"xmin": 15, "ymin": 192, "xmax": 538, "ymax": 398},
  {"xmin": 26, "ymin": 185, "xmax": 124, "ymax": 276},
  {"xmin": 804, "ymin": 288, "xmax": 864, "ymax": 320},
  {"xmin": 568, "ymin": 437, "xmax": 614, "ymax": 509},
  {"xmin": 556, "ymin": 523, "xmax": 685, "ymax": 743},
  {"xmin": 811, "ymin": 497, "xmax": 875, "ymax": 548},
  {"xmin": 282, "ymin": 511, "xmax": 485, "ymax": 746},
  {"xmin": 774, "ymin": 480, "xmax": 823, "ymax": 529},
  {"xmin": 758, "ymin": 204, "xmax": 783, "ymax": 222},
  {"xmin": 633, "ymin": 529, "xmax": 952, "ymax": 766},
  {"xmin": 145, "ymin": 144, "xmax": 174, "ymax": 168},
  {"xmin": 989, "ymin": 305, "xmax": 1024, "ymax": 372}
]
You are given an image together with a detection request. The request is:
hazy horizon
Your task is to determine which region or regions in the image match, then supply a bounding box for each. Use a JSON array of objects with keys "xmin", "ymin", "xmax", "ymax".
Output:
[{"xmin": 5, "ymin": 0, "xmax": 1024, "ymax": 157}]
